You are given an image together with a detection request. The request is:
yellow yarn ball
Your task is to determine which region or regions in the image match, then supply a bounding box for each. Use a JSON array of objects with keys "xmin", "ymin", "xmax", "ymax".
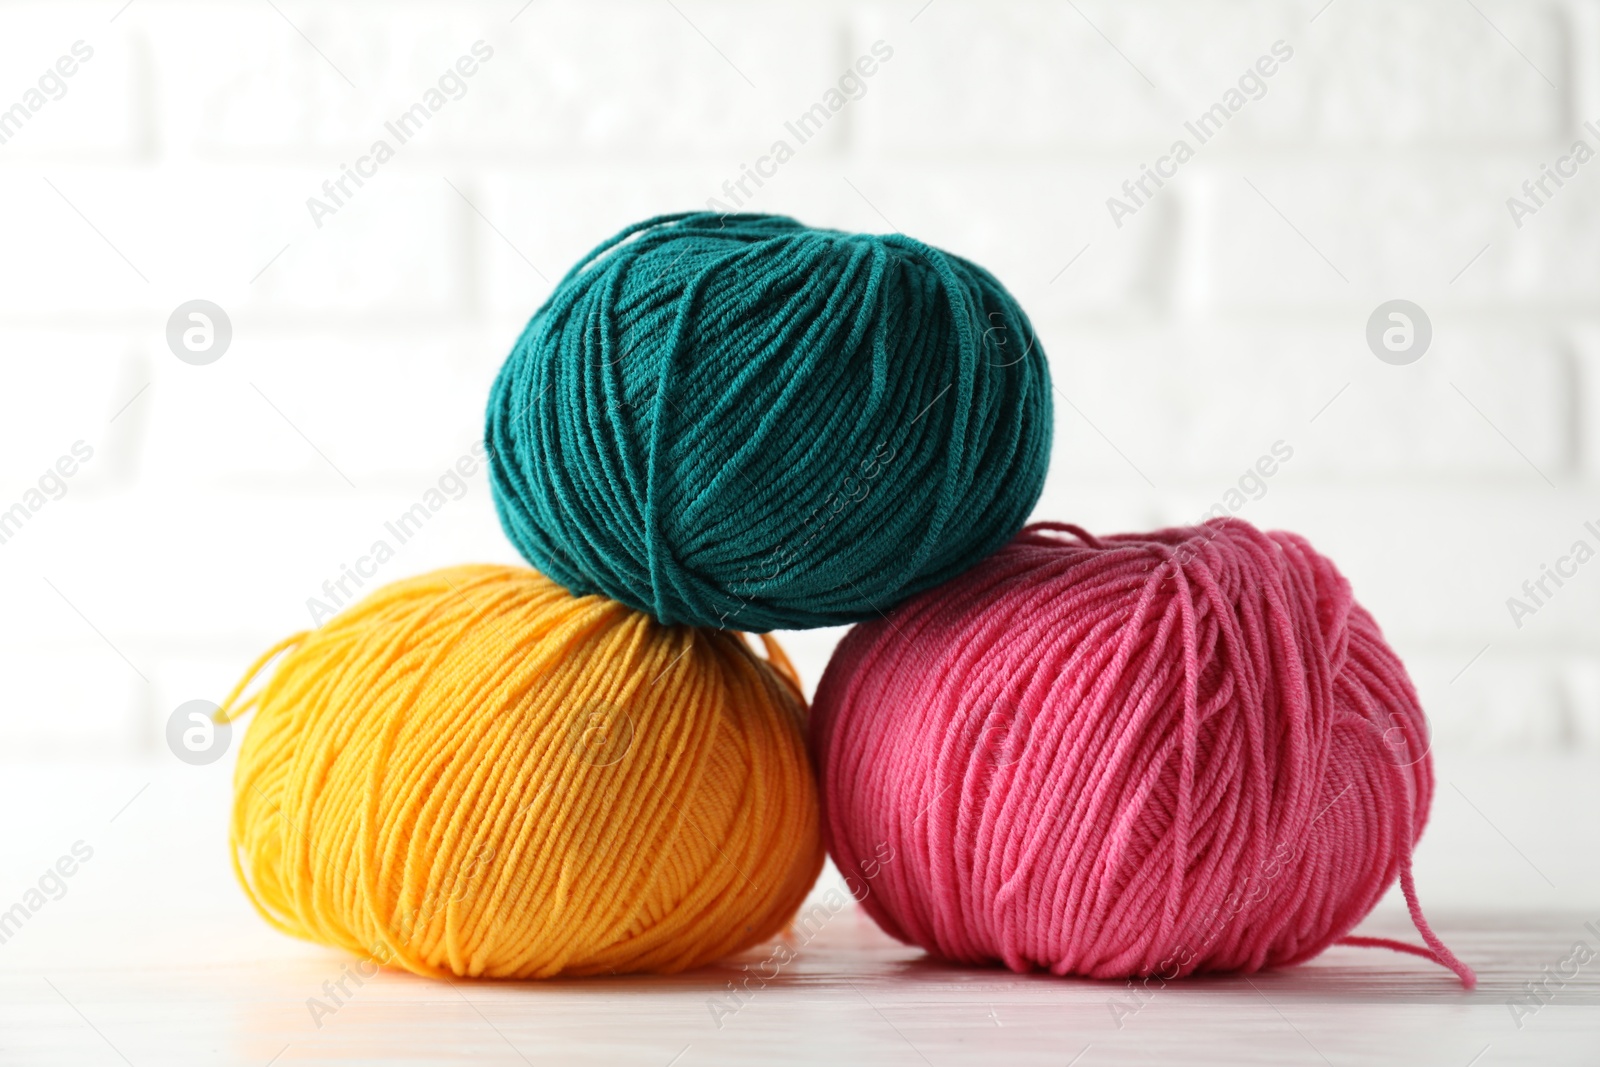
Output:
[{"xmin": 217, "ymin": 564, "xmax": 824, "ymax": 978}]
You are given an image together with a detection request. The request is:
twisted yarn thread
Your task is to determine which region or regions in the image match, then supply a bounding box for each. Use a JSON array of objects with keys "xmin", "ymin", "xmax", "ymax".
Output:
[
  {"xmin": 219, "ymin": 564, "xmax": 823, "ymax": 978},
  {"xmin": 486, "ymin": 211, "xmax": 1053, "ymax": 631},
  {"xmin": 812, "ymin": 520, "xmax": 1475, "ymax": 987}
]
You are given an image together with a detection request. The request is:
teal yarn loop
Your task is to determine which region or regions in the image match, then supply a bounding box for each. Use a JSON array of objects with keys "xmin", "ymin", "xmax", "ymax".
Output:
[{"xmin": 486, "ymin": 211, "xmax": 1053, "ymax": 631}]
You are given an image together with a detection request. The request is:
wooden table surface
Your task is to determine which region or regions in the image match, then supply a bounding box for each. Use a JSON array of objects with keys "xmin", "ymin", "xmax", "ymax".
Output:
[
  {"xmin": 3, "ymin": 908, "xmax": 1596, "ymax": 1065},
  {"xmin": 1, "ymin": 761, "xmax": 1596, "ymax": 1065}
]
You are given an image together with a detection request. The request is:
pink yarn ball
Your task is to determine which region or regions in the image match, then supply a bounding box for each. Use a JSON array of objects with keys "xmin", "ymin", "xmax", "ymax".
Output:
[{"xmin": 812, "ymin": 520, "xmax": 1474, "ymax": 986}]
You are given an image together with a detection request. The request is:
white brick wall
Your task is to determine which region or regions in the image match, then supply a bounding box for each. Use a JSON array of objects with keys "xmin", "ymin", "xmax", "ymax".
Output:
[{"xmin": 1, "ymin": 0, "xmax": 1596, "ymax": 757}]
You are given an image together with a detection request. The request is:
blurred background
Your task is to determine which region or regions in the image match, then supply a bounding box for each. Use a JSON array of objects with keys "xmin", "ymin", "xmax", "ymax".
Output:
[{"xmin": 0, "ymin": 0, "xmax": 1596, "ymax": 985}]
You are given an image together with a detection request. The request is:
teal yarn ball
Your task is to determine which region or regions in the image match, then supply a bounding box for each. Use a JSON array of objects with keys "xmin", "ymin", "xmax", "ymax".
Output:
[{"xmin": 486, "ymin": 212, "xmax": 1053, "ymax": 631}]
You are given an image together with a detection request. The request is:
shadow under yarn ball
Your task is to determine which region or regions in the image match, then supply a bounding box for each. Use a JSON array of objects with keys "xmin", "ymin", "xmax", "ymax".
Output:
[{"xmin": 487, "ymin": 212, "xmax": 1053, "ymax": 631}]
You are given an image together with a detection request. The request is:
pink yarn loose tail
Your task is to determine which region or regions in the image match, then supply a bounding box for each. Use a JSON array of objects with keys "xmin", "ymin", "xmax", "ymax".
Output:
[
  {"xmin": 1335, "ymin": 670, "xmax": 1476, "ymax": 991},
  {"xmin": 1336, "ymin": 860, "xmax": 1476, "ymax": 989}
]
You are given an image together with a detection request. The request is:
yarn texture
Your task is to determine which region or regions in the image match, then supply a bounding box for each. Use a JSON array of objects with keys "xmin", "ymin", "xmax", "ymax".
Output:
[
  {"xmin": 486, "ymin": 211, "xmax": 1053, "ymax": 631},
  {"xmin": 811, "ymin": 520, "xmax": 1475, "ymax": 987},
  {"xmin": 219, "ymin": 565, "xmax": 823, "ymax": 979}
]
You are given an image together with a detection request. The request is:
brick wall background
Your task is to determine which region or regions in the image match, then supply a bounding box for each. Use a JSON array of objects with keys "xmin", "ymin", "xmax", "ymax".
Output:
[{"xmin": 0, "ymin": 0, "xmax": 1593, "ymax": 763}]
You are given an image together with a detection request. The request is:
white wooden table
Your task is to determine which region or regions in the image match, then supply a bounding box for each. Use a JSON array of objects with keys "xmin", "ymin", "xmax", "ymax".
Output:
[
  {"xmin": 1, "ymin": 758, "xmax": 1596, "ymax": 1065},
  {"xmin": 2, "ymin": 909, "xmax": 1596, "ymax": 1065}
]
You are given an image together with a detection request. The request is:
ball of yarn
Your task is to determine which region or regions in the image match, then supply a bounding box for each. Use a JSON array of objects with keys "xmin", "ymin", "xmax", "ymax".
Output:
[
  {"xmin": 486, "ymin": 211, "xmax": 1053, "ymax": 631},
  {"xmin": 812, "ymin": 520, "xmax": 1474, "ymax": 986},
  {"xmin": 219, "ymin": 565, "xmax": 823, "ymax": 979}
]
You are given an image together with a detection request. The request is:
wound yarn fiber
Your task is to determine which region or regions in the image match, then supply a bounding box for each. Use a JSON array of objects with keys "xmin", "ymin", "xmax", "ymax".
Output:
[
  {"xmin": 486, "ymin": 211, "xmax": 1053, "ymax": 631},
  {"xmin": 812, "ymin": 520, "xmax": 1475, "ymax": 988},
  {"xmin": 218, "ymin": 564, "xmax": 823, "ymax": 979}
]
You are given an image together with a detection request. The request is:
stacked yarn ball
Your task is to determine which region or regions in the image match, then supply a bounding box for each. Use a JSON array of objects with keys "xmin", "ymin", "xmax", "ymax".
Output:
[
  {"xmin": 218, "ymin": 210, "xmax": 1470, "ymax": 989},
  {"xmin": 220, "ymin": 565, "xmax": 821, "ymax": 978},
  {"xmin": 485, "ymin": 211, "xmax": 1053, "ymax": 631},
  {"xmin": 811, "ymin": 521, "xmax": 1474, "ymax": 987}
]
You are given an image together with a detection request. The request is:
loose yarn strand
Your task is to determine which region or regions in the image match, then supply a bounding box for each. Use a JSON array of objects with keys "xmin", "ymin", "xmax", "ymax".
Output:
[
  {"xmin": 1332, "ymin": 716, "xmax": 1477, "ymax": 988},
  {"xmin": 214, "ymin": 631, "xmax": 306, "ymax": 725},
  {"xmin": 1336, "ymin": 857, "xmax": 1476, "ymax": 988}
]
